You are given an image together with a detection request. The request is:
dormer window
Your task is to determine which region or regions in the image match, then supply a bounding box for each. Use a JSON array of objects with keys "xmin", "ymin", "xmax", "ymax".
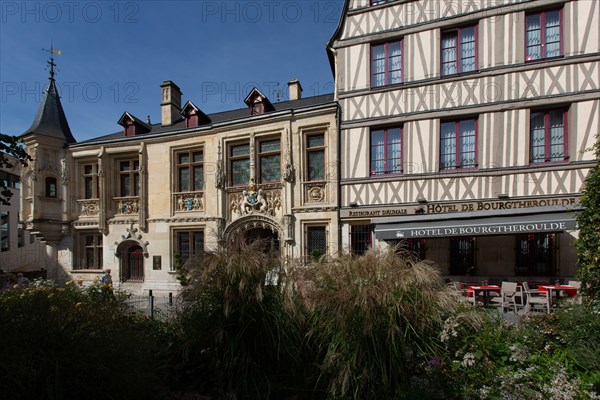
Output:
[
  {"xmin": 251, "ymin": 98, "xmax": 264, "ymax": 116},
  {"xmin": 244, "ymin": 87, "xmax": 274, "ymax": 116},
  {"xmin": 181, "ymin": 101, "xmax": 210, "ymax": 129},
  {"xmin": 117, "ymin": 112, "xmax": 151, "ymax": 137}
]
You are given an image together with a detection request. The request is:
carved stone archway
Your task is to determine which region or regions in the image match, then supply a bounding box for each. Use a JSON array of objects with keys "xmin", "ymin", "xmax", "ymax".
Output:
[
  {"xmin": 223, "ymin": 215, "xmax": 284, "ymax": 246},
  {"xmin": 113, "ymin": 223, "xmax": 149, "ymax": 257}
]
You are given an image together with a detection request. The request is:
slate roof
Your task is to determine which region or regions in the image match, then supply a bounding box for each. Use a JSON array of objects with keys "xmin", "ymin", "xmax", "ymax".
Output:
[
  {"xmin": 22, "ymin": 77, "xmax": 76, "ymax": 144},
  {"xmin": 75, "ymin": 93, "xmax": 336, "ymax": 146}
]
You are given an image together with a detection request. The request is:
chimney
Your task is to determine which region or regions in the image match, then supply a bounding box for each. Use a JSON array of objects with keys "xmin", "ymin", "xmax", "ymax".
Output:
[
  {"xmin": 161, "ymin": 80, "xmax": 182, "ymax": 126},
  {"xmin": 288, "ymin": 79, "xmax": 302, "ymax": 101}
]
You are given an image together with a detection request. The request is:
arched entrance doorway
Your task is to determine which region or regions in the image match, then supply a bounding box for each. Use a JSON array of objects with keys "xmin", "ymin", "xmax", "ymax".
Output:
[
  {"xmin": 243, "ymin": 227, "xmax": 280, "ymax": 258},
  {"xmin": 123, "ymin": 245, "xmax": 144, "ymax": 282}
]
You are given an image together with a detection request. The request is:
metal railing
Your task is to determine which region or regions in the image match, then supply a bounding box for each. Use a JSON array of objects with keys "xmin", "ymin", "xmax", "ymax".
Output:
[{"xmin": 125, "ymin": 290, "xmax": 177, "ymax": 320}]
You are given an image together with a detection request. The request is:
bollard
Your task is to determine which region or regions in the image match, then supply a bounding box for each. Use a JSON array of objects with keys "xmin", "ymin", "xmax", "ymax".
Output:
[
  {"xmin": 169, "ymin": 292, "xmax": 173, "ymax": 306},
  {"xmin": 149, "ymin": 289, "xmax": 154, "ymax": 320}
]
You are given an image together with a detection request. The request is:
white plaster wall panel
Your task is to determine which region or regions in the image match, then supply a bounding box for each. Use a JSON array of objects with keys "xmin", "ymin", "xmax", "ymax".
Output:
[
  {"xmin": 567, "ymin": 0, "xmax": 600, "ymax": 56},
  {"xmin": 572, "ymin": 100, "xmax": 600, "ymax": 161},
  {"xmin": 408, "ymin": 29, "xmax": 438, "ymax": 81},
  {"xmin": 342, "ymin": 127, "xmax": 369, "ymax": 180},
  {"xmin": 344, "ymin": 44, "xmax": 369, "ymax": 92},
  {"xmin": 478, "ymin": 112, "xmax": 491, "ymax": 169},
  {"xmin": 504, "ymin": 12, "xmax": 519, "ymax": 66},
  {"xmin": 512, "ymin": 109, "xmax": 528, "ymax": 167},
  {"xmin": 406, "ymin": 119, "xmax": 436, "ymax": 174}
]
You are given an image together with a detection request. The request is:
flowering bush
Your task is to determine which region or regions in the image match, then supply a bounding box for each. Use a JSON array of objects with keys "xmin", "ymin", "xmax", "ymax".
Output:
[{"xmin": 437, "ymin": 305, "xmax": 600, "ymax": 399}]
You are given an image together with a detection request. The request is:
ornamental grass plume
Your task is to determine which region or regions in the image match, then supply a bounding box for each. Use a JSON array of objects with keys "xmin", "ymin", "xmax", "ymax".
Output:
[
  {"xmin": 287, "ymin": 246, "xmax": 462, "ymax": 400},
  {"xmin": 174, "ymin": 238, "xmax": 307, "ymax": 399}
]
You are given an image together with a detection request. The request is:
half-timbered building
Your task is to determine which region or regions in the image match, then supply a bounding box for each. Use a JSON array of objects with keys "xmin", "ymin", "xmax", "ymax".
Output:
[{"xmin": 328, "ymin": 0, "xmax": 599, "ymax": 280}]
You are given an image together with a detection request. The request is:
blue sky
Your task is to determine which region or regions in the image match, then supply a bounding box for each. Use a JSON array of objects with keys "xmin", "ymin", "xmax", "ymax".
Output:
[{"xmin": 0, "ymin": 1, "xmax": 341, "ymax": 142}]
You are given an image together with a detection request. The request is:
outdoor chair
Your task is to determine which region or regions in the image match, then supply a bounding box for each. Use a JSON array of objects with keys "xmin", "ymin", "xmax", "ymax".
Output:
[
  {"xmin": 522, "ymin": 282, "xmax": 551, "ymax": 313},
  {"xmin": 489, "ymin": 281, "xmax": 521, "ymax": 312}
]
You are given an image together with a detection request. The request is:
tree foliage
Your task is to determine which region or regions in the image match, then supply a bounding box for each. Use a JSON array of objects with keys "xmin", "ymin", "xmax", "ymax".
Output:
[
  {"xmin": 576, "ymin": 135, "xmax": 600, "ymax": 300},
  {"xmin": 1, "ymin": 132, "xmax": 31, "ymax": 206}
]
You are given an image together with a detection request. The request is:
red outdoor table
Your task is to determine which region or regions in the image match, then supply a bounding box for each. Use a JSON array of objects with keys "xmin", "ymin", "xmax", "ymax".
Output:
[
  {"xmin": 467, "ymin": 285, "xmax": 501, "ymax": 306},
  {"xmin": 538, "ymin": 285, "xmax": 578, "ymax": 298}
]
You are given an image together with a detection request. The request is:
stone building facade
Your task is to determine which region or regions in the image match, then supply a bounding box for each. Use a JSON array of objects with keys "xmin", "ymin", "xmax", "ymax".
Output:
[
  {"xmin": 19, "ymin": 59, "xmax": 339, "ymax": 293},
  {"xmin": 1, "ymin": 153, "xmax": 47, "ymax": 274}
]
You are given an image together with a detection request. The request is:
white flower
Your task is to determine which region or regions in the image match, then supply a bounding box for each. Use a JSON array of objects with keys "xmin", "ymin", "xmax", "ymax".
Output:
[{"xmin": 461, "ymin": 352, "xmax": 476, "ymax": 368}]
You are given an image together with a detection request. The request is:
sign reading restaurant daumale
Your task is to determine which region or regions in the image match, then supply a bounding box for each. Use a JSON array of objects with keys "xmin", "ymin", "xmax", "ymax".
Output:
[{"xmin": 342, "ymin": 197, "xmax": 579, "ymax": 219}]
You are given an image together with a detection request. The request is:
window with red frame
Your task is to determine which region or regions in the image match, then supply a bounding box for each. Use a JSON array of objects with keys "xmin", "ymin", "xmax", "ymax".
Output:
[
  {"xmin": 350, "ymin": 224, "xmax": 372, "ymax": 256},
  {"xmin": 441, "ymin": 25, "xmax": 477, "ymax": 76},
  {"xmin": 530, "ymin": 109, "xmax": 568, "ymax": 164},
  {"xmin": 440, "ymin": 118, "xmax": 477, "ymax": 170},
  {"xmin": 371, "ymin": 40, "xmax": 402, "ymax": 87},
  {"xmin": 516, "ymin": 233, "xmax": 555, "ymax": 275},
  {"xmin": 526, "ymin": 9, "xmax": 561, "ymax": 61},
  {"xmin": 370, "ymin": 127, "xmax": 402, "ymax": 176}
]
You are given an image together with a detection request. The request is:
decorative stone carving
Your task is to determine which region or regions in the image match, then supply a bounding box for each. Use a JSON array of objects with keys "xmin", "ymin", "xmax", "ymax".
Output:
[
  {"xmin": 306, "ymin": 183, "xmax": 326, "ymax": 203},
  {"xmin": 215, "ymin": 141, "xmax": 225, "ymax": 189},
  {"xmin": 61, "ymin": 224, "xmax": 71, "ymax": 235},
  {"xmin": 30, "ymin": 147, "xmax": 38, "ymax": 181},
  {"xmin": 216, "ymin": 217, "xmax": 226, "ymax": 243},
  {"xmin": 223, "ymin": 214, "xmax": 284, "ymax": 244},
  {"xmin": 282, "ymin": 153, "xmax": 294, "ymax": 183},
  {"xmin": 282, "ymin": 214, "xmax": 295, "ymax": 243},
  {"xmin": 79, "ymin": 199, "xmax": 100, "ymax": 216},
  {"xmin": 60, "ymin": 158, "xmax": 68, "ymax": 184},
  {"xmin": 114, "ymin": 222, "xmax": 149, "ymax": 257},
  {"xmin": 174, "ymin": 192, "xmax": 204, "ymax": 212},
  {"xmin": 231, "ymin": 179, "xmax": 282, "ymax": 218},
  {"xmin": 115, "ymin": 198, "xmax": 139, "ymax": 215}
]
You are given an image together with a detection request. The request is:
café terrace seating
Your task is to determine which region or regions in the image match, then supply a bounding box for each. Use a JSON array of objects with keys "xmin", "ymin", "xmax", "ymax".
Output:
[
  {"xmin": 489, "ymin": 281, "xmax": 521, "ymax": 313},
  {"xmin": 522, "ymin": 282, "xmax": 551, "ymax": 313}
]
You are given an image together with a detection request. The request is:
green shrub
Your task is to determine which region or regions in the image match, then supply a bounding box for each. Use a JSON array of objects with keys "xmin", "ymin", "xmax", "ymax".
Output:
[
  {"xmin": 576, "ymin": 135, "xmax": 600, "ymax": 300},
  {"xmin": 0, "ymin": 279, "xmax": 169, "ymax": 400}
]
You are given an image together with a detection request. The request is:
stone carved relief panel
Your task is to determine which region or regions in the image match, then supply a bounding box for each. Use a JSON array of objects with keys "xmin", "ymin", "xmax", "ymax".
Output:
[
  {"xmin": 305, "ymin": 182, "xmax": 327, "ymax": 204},
  {"xmin": 78, "ymin": 199, "xmax": 100, "ymax": 217},
  {"xmin": 228, "ymin": 180, "xmax": 282, "ymax": 221},
  {"xmin": 174, "ymin": 192, "xmax": 204, "ymax": 212}
]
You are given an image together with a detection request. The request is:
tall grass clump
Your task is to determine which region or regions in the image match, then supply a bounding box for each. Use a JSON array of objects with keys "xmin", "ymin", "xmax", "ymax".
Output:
[
  {"xmin": 0, "ymin": 279, "xmax": 169, "ymax": 400},
  {"xmin": 289, "ymin": 247, "xmax": 461, "ymax": 400},
  {"xmin": 173, "ymin": 239, "xmax": 309, "ymax": 399}
]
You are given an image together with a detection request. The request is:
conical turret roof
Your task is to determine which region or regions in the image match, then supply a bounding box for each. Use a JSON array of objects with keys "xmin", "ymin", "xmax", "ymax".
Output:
[{"xmin": 22, "ymin": 53, "xmax": 76, "ymax": 143}]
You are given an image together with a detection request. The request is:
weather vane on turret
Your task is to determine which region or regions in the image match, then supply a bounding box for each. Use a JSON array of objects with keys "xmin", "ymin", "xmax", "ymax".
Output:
[{"xmin": 42, "ymin": 43, "xmax": 61, "ymax": 80}]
